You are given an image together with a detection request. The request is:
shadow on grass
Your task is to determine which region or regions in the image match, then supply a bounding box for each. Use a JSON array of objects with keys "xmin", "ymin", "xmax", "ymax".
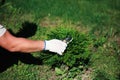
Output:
[
  {"xmin": 0, "ymin": 21, "xmax": 42, "ymax": 73},
  {"xmin": 0, "ymin": 0, "xmax": 5, "ymax": 6}
]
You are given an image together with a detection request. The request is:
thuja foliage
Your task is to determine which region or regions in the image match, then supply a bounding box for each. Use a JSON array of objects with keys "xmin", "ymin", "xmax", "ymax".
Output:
[{"xmin": 41, "ymin": 26, "xmax": 92, "ymax": 68}]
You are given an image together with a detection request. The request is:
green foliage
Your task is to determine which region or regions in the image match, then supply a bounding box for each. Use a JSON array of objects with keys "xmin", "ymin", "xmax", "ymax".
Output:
[
  {"xmin": 0, "ymin": 0, "xmax": 120, "ymax": 80},
  {"xmin": 0, "ymin": 2, "xmax": 22, "ymax": 33},
  {"xmin": 55, "ymin": 67, "xmax": 64, "ymax": 75},
  {"xmin": 93, "ymin": 71, "xmax": 109, "ymax": 80},
  {"xmin": 90, "ymin": 36, "xmax": 120, "ymax": 80},
  {"xmin": 40, "ymin": 26, "xmax": 92, "ymax": 68}
]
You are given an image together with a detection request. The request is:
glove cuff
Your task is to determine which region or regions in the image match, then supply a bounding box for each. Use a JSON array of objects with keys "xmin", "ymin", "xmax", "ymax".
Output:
[
  {"xmin": 44, "ymin": 40, "xmax": 50, "ymax": 50},
  {"xmin": 43, "ymin": 40, "xmax": 46, "ymax": 50}
]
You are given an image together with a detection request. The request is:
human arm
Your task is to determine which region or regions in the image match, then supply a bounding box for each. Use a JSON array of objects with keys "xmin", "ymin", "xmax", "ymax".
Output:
[
  {"xmin": 0, "ymin": 31, "xmax": 45, "ymax": 53},
  {"xmin": 0, "ymin": 30, "xmax": 67, "ymax": 55},
  {"xmin": 0, "ymin": 24, "xmax": 67, "ymax": 55}
]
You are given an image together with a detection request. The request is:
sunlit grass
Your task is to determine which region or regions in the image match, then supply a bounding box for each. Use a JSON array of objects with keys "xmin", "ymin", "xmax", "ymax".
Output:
[{"xmin": 0, "ymin": 0, "xmax": 120, "ymax": 80}]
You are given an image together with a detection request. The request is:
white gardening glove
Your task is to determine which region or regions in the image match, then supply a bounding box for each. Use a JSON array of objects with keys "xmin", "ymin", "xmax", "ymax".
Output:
[{"xmin": 44, "ymin": 39, "xmax": 67, "ymax": 55}]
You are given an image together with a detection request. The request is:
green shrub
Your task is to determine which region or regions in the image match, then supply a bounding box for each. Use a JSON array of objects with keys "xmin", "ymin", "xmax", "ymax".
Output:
[{"xmin": 40, "ymin": 26, "xmax": 92, "ymax": 68}]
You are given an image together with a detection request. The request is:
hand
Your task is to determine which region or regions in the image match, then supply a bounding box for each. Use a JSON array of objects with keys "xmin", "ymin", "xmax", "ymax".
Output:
[{"xmin": 44, "ymin": 39, "xmax": 67, "ymax": 55}]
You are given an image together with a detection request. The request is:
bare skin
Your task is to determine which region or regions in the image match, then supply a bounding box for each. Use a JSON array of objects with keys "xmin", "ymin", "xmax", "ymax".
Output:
[{"xmin": 0, "ymin": 31, "xmax": 44, "ymax": 53}]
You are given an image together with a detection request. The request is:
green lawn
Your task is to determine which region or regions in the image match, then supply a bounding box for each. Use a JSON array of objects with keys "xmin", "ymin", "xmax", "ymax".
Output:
[{"xmin": 0, "ymin": 0, "xmax": 120, "ymax": 80}]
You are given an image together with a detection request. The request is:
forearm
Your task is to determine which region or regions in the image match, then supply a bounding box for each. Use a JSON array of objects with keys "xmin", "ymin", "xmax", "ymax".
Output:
[
  {"xmin": 0, "ymin": 31, "xmax": 44, "ymax": 53},
  {"xmin": 12, "ymin": 38, "xmax": 44, "ymax": 53}
]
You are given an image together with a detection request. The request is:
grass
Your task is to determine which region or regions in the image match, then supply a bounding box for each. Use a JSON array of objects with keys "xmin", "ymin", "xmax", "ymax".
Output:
[{"xmin": 0, "ymin": 0, "xmax": 120, "ymax": 80}]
